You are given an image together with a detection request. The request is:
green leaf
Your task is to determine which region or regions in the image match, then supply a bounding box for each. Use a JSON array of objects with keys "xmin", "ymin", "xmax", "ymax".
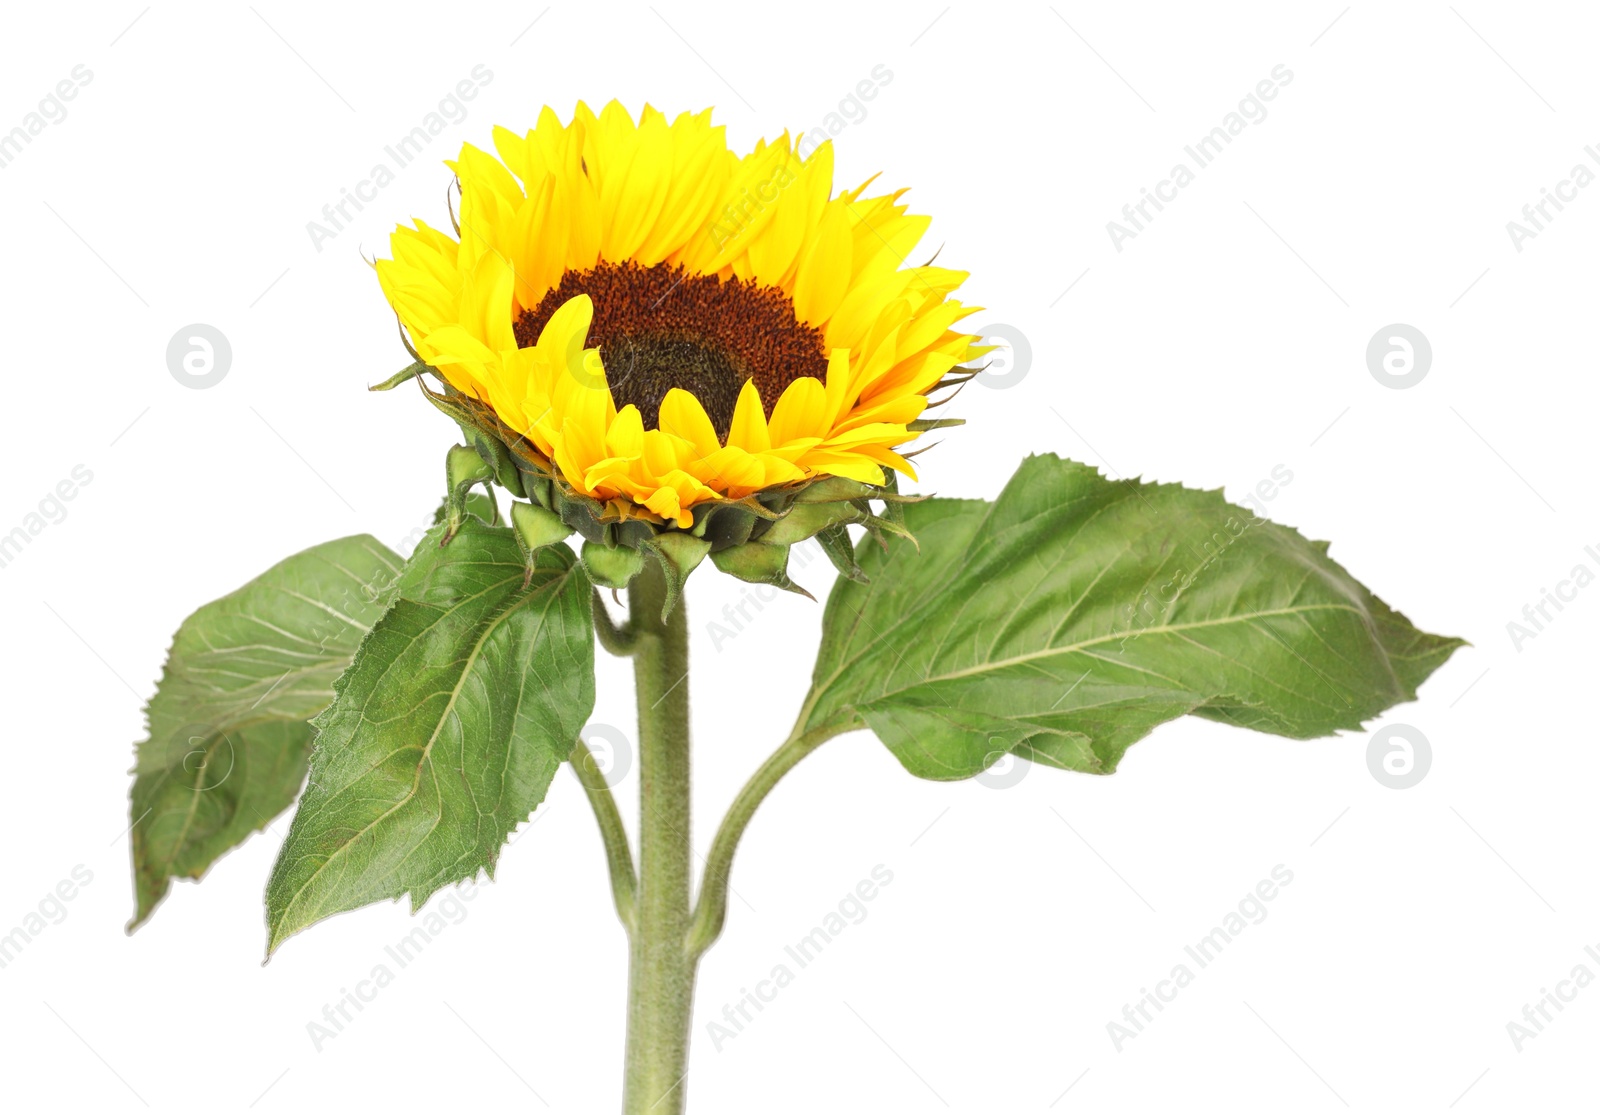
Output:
[
  {"xmin": 264, "ymin": 518, "xmax": 594, "ymax": 955},
  {"xmin": 129, "ymin": 535, "xmax": 402, "ymax": 930},
  {"xmin": 801, "ymin": 455, "xmax": 1464, "ymax": 780}
]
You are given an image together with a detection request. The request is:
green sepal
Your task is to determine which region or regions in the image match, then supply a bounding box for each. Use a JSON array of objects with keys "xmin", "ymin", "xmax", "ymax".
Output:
[
  {"xmin": 862, "ymin": 507, "xmax": 918, "ymax": 551},
  {"xmin": 432, "ymin": 490, "xmax": 498, "ymax": 528},
  {"xmin": 371, "ymin": 361, "xmax": 427, "ymax": 392},
  {"xmin": 793, "ymin": 476, "xmax": 880, "ymax": 504},
  {"xmin": 519, "ymin": 470, "xmax": 554, "ymax": 511},
  {"xmin": 815, "ymin": 523, "xmax": 868, "ymax": 584},
  {"xmin": 582, "ymin": 539, "xmax": 647, "ymax": 589},
  {"xmin": 876, "ymin": 472, "xmax": 913, "ymax": 536},
  {"xmin": 642, "ymin": 533, "xmax": 713, "ymax": 620},
  {"xmin": 460, "ymin": 427, "xmax": 527, "ymax": 500},
  {"xmin": 906, "ymin": 417, "xmax": 966, "ymax": 433},
  {"xmin": 696, "ymin": 504, "xmax": 759, "ymax": 549},
  {"xmin": 761, "ymin": 500, "xmax": 864, "ymax": 547},
  {"xmin": 405, "ymin": 380, "xmax": 928, "ymax": 586},
  {"xmin": 710, "ymin": 541, "xmax": 814, "ymax": 600},
  {"xmin": 445, "ymin": 444, "xmax": 494, "ymax": 539},
  {"xmin": 691, "ymin": 494, "xmax": 783, "ymax": 537},
  {"xmin": 511, "ymin": 501, "xmax": 571, "ymax": 554},
  {"xmin": 394, "ymin": 314, "xmax": 423, "ymax": 363},
  {"xmin": 853, "ymin": 473, "xmax": 918, "ymax": 552}
]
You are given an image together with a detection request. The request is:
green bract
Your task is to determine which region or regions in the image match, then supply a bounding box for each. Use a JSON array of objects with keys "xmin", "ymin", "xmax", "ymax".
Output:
[{"xmin": 405, "ymin": 370, "xmax": 922, "ymax": 599}]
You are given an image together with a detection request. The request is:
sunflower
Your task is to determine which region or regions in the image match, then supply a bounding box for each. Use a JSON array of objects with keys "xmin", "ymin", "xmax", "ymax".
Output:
[{"xmin": 376, "ymin": 101, "xmax": 981, "ymax": 545}]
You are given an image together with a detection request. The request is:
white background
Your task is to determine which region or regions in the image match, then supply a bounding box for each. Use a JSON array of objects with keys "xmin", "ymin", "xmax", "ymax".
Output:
[{"xmin": 0, "ymin": 2, "xmax": 1593, "ymax": 1111}]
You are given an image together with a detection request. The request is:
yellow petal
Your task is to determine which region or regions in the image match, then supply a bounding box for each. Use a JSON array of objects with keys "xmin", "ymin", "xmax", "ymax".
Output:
[
  {"xmin": 636, "ymin": 109, "xmax": 731, "ymax": 266},
  {"xmin": 726, "ymin": 379, "xmax": 771, "ymax": 453},
  {"xmin": 658, "ymin": 388, "xmax": 723, "ymax": 458},
  {"xmin": 767, "ymin": 376, "xmax": 828, "ymax": 447},
  {"xmin": 801, "ymin": 454, "xmax": 886, "ymax": 485},
  {"xmin": 537, "ymin": 294, "xmax": 595, "ymax": 386},
  {"xmin": 605, "ymin": 404, "xmax": 646, "ymax": 460},
  {"xmin": 791, "ymin": 201, "xmax": 852, "ymax": 326}
]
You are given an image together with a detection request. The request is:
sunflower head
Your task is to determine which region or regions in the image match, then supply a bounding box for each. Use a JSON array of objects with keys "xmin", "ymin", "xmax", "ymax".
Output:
[{"xmin": 375, "ymin": 101, "xmax": 982, "ymax": 599}]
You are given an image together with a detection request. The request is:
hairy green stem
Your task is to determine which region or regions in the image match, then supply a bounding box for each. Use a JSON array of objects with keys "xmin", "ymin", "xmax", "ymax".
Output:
[
  {"xmin": 685, "ymin": 720, "xmax": 849, "ymax": 962},
  {"xmin": 569, "ymin": 735, "xmax": 636, "ymax": 933},
  {"xmin": 621, "ymin": 559, "xmax": 695, "ymax": 1115}
]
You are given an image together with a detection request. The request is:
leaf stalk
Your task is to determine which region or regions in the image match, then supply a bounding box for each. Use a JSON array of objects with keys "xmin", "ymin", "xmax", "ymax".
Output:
[{"xmin": 569, "ymin": 735, "xmax": 636, "ymax": 933}]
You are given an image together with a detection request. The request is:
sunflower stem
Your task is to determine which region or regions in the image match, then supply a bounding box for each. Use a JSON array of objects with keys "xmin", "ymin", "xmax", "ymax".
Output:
[
  {"xmin": 686, "ymin": 719, "xmax": 847, "ymax": 963},
  {"xmin": 621, "ymin": 558, "xmax": 695, "ymax": 1115}
]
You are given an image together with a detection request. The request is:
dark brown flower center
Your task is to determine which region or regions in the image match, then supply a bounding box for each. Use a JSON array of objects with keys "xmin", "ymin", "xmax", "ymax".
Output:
[{"xmin": 514, "ymin": 262, "xmax": 829, "ymax": 440}]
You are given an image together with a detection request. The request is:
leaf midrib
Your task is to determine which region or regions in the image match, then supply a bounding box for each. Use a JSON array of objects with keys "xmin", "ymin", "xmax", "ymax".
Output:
[
  {"xmin": 831, "ymin": 603, "xmax": 1371, "ymax": 721},
  {"xmin": 803, "ymin": 486, "xmax": 1125, "ymax": 726},
  {"xmin": 804, "ymin": 476, "xmax": 1384, "ymax": 728}
]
